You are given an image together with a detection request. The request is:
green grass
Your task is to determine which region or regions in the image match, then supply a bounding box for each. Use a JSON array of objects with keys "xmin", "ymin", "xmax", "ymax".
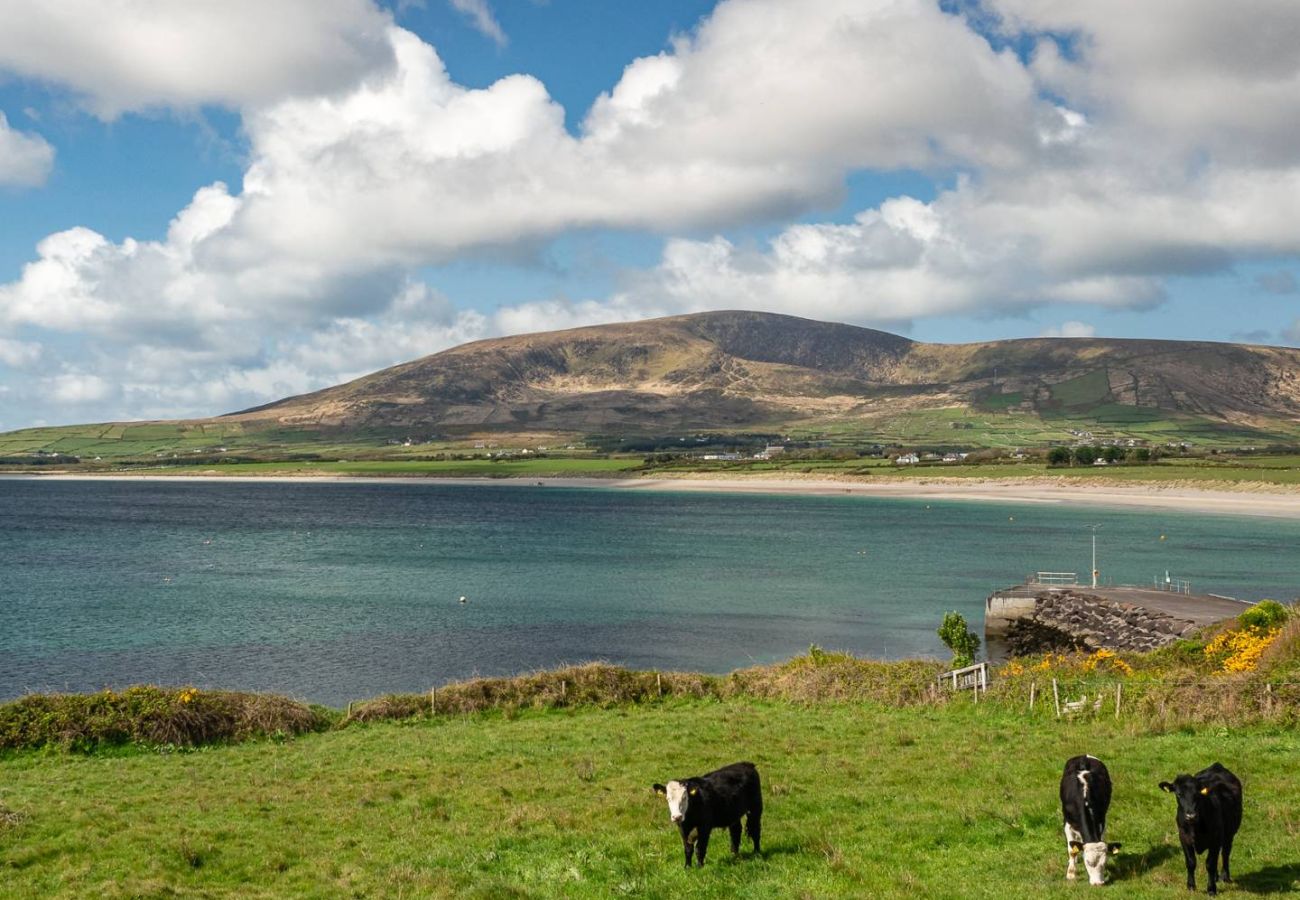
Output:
[
  {"xmin": 1048, "ymin": 370, "xmax": 1112, "ymax": 408},
  {"xmin": 2, "ymin": 700, "xmax": 1298, "ymax": 898}
]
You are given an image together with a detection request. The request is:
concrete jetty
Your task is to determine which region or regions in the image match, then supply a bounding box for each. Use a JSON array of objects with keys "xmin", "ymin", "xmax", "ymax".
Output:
[{"xmin": 985, "ymin": 583, "xmax": 1249, "ymax": 661}]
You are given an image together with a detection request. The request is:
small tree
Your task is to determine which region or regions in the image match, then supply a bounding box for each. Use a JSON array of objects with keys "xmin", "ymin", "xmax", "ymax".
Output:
[
  {"xmin": 1073, "ymin": 445, "xmax": 1098, "ymax": 466},
  {"xmin": 1047, "ymin": 446, "xmax": 1072, "ymax": 467},
  {"xmin": 937, "ymin": 611, "xmax": 981, "ymax": 668}
]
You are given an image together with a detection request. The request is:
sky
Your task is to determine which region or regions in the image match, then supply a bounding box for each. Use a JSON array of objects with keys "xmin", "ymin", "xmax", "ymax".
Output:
[{"xmin": 0, "ymin": 0, "xmax": 1298, "ymax": 430}]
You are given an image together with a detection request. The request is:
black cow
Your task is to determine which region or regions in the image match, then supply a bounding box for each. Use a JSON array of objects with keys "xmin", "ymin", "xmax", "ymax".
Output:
[
  {"xmin": 652, "ymin": 761, "xmax": 762, "ymax": 868},
  {"xmin": 1159, "ymin": 762, "xmax": 1243, "ymax": 895},
  {"xmin": 1060, "ymin": 754, "xmax": 1121, "ymax": 885}
]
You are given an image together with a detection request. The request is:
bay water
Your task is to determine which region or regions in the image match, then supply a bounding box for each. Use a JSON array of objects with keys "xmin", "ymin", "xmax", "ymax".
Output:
[{"xmin": 2, "ymin": 478, "xmax": 1297, "ymax": 706}]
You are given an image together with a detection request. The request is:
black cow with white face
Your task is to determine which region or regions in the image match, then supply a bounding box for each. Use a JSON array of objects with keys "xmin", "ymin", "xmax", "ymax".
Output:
[
  {"xmin": 652, "ymin": 761, "xmax": 762, "ymax": 868},
  {"xmin": 1159, "ymin": 762, "xmax": 1243, "ymax": 895},
  {"xmin": 1060, "ymin": 754, "xmax": 1121, "ymax": 885}
]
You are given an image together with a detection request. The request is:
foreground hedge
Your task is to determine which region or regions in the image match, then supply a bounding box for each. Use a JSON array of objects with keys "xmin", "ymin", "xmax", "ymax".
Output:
[
  {"xmin": 345, "ymin": 654, "xmax": 946, "ymax": 723},
  {"xmin": 0, "ymin": 686, "xmax": 329, "ymax": 752},
  {"xmin": 7, "ymin": 622, "xmax": 1299, "ymax": 753}
]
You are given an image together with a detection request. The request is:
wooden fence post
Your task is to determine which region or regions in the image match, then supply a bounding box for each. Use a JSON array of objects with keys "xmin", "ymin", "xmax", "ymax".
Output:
[
  {"xmin": 1052, "ymin": 678, "xmax": 1061, "ymax": 718},
  {"xmin": 430, "ymin": 687, "xmax": 436, "ymax": 716},
  {"xmin": 656, "ymin": 673, "xmax": 662, "ymax": 698},
  {"xmin": 1029, "ymin": 681, "xmax": 1036, "ymax": 711},
  {"xmin": 1115, "ymin": 683, "xmax": 1122, "ymax": 720}
]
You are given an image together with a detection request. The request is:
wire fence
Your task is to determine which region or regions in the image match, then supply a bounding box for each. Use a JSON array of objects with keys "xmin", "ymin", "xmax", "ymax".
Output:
[{"xmin": 940, "ymin": 672, "xmax": 1300, "ymax": 726}]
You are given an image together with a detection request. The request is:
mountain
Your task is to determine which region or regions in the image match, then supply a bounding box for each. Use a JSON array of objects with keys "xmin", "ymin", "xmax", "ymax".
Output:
[{"xmin": 226, "ymin": 311, "xmax": 1300, "ymax": 439}]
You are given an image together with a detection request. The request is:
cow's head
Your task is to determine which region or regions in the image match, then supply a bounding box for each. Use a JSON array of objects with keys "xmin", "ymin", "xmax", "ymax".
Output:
[
  {"xmin": 1159, "ymin": 775, "xmax": 1208, "ymax": 826},
  {"xmin": 652, "ymin": 780, "xmax": 698, "ymax": 823},
  {"xmin": 1069, "ymin": 840, "xmax": 1122, "ymax": 885}
]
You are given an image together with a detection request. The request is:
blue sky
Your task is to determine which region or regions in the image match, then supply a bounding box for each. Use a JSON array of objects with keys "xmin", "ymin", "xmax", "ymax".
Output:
[{"xmin": 0, "ymin": 0, "xmax": 1298, "ymax": 428}]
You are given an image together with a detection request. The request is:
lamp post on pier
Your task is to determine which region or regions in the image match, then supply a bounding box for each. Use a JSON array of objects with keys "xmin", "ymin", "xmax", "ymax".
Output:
[{"xmin": 1085, "ymin": 524, "xmax": 1102, "ymax": 588}]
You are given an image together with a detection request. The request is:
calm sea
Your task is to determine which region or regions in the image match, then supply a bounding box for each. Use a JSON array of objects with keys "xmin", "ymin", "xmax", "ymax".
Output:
[{"xmin": 2, "ymin": 478, "xmax": 1297, "ymax": 705}]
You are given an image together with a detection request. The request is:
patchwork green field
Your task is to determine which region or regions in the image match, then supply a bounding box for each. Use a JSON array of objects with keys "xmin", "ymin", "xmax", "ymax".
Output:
[
  {"xmin": 2, "ymin": 700, "xmax": 1298, "ymax": 898},
  {"xmin": 3, "ymin": 414, "xmax": 1300, "ymax": 488}
]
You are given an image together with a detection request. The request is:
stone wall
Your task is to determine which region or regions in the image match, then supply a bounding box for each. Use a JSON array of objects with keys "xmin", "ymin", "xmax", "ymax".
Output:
[{"xmin": 988, "ymin": 589, "xmax": 1200, "ymax": 658}]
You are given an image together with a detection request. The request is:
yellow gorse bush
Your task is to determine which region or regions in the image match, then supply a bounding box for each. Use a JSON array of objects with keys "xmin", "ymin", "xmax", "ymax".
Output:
[
  {"xmin": 1015, "ymin": 649, "xmax": 1133, "ymax": 676},
  {"xmin": 178, "ymin": 688, "xmax": 199, "ymax": 704},
  {"xmin": 1035, "ymin": 652, "xmax": 1070, "ymax": 671},
  {"xmin": 1205, "ymin": 626, "xmax": 1281, "ymax": 673},
  {"xmin": 1081, "ymin": 648, "xmax": 1134, "ymax": 676}
]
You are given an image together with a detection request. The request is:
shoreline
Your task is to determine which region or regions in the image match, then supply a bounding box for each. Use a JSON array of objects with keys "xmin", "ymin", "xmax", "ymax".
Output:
[{"xmin": 6, "ymin": 470, "xmax": 1300, "ymax": 518}]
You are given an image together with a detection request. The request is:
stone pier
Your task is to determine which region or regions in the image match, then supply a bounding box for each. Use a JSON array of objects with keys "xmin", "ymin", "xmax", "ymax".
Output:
[{"xmin": 984, "ymin": 585, "xmax": 1249, "ymax": 661}]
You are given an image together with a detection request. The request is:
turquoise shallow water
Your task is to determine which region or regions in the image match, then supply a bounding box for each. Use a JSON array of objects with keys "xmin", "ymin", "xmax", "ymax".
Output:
[{"xmin": 1, "ymin": 479, "xmax": 1297, "ymax": 705}]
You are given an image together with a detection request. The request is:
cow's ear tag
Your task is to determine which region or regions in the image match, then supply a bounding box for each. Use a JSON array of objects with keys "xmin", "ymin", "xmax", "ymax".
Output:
[
  {"xmin": 689, "ymin": 787, "xmax": 698, "ymax": 796},
  {"xmin": 1200, "ymin": 787, "xmax": 1210, "ymax": 795},
  {"xmin": 1069, "ymin": 846, "xmax": 1079, "ymax": 856}
]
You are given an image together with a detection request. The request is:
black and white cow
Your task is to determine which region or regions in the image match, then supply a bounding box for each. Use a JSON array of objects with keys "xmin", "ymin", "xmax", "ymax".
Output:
[
  {"xmin": 652, "ymin": 761, "xmax": 762, "ymax": 868},
  {"xmin": 1060, "ymin": 754, "xmax": 1121, "ymax": 885},
  {"xmin": 1159, "ymin": 762, "xmax": 1243, "ymax": 895}
]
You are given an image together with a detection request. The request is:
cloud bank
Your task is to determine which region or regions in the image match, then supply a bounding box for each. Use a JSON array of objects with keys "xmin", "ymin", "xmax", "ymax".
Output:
[{"xmin": 1, "ymin": 0, "xmax": 1299, "ymax": 425}]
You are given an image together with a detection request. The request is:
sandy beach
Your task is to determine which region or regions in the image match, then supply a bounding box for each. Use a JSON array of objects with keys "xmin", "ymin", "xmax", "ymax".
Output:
[{"xmin": 9, "ymin": 471, "xmax": 1300, "ymax": 519}]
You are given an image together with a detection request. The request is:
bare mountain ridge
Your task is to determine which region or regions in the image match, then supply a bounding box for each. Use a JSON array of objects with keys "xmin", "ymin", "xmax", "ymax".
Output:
[{"xmin": 229, "ymin": 311, "xmax": 1300, "ymax": 433}]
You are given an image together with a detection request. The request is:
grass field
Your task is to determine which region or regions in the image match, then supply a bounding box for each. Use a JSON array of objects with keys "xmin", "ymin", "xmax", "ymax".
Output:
[
  {"xmin": 2, "ymin": 699, "xmax": 1298, "ymax": 898},
  {"xmin": 4, "ymin": 451, "xmax": 1300, "ymax": 486},
  {"xmin": 4, "ymin": 416, "xmax": 1300, "ymax": 487}
]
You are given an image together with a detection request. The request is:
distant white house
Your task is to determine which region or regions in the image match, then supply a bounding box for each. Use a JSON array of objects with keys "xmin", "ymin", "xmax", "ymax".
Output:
[
  {"xmin": 702, "ymin": 452, "xmax": 741, "ymax": 461},
  {"xmin": 755, "ymin": 444, "xmax": 786, "ymax": 460},
  {"xmin": 895, "ymin": 452, "xmax": 920, "ymax": 465}
]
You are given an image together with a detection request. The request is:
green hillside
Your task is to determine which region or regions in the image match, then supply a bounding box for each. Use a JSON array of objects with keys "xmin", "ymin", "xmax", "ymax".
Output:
[{"xmin": 3, "ymin": 312, "xmax": 1299, "ymax": 466}]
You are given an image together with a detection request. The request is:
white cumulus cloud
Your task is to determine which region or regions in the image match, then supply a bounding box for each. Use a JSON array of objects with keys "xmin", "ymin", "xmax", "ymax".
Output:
[
  {"xmin": 449, "ymin": 0, "xmax": 507, "ymax": 47},
  {"xmin": 0, "ymin": 0, "xmax": 395, "ymax": 118},
  {"xmin": 0, "ymin": 111, "xmax": 54, "ymax": 187}
]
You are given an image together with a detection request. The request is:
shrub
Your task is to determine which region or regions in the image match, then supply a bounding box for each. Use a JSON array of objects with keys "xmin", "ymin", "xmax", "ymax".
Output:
[
  {"xmin": 937, "ymin": 611, "xmax": 981, "ymax": 668},
  {"xmin": 1239, "ymin": 600, "xmax": 1290, "ymax": 631}
]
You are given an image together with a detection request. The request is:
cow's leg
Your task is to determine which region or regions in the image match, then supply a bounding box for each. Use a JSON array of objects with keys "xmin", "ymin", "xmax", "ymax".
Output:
[
  {"xmin": 1182, "ymin": 841, "xmax": 1197, "ymax": 891},
  {"xmin": 729, "ymin": 819, "xmax": 743, "ymax": 855},
  {"xmin": 747, "ymin": 808, "xmax": 762, "ymax": 855},
  {"xmin": 1065, "ymin": 825, "xmax": 1078, "ymax": 881},
  {"xmin": 681, "ymin": 828, "xmax": 695, "ymax": 869},
  {"xmin": 695, "ymin": 828, "xmax": 711, "ymax": 866},
  {"xmin": 1221, "ymin": 834, "xmax": 1233, "ymax": 883},
  {"xmin": 1206, "ymin": 845, "xmax": 1220, "ymax": 896}
]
